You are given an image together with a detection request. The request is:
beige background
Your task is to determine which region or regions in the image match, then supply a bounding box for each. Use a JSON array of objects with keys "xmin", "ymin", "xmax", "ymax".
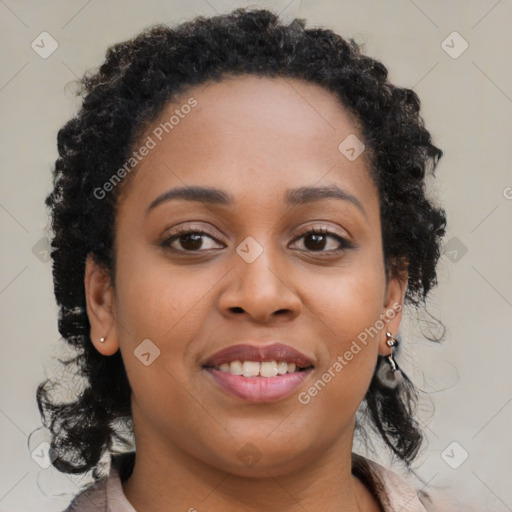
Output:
[{"xmin": 1, "ymin": 0, "xmax": 511, "ymax": 510}]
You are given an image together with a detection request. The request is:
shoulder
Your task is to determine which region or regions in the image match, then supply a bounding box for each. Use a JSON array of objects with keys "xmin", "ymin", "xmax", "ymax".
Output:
[
  {"xmin": 61, "ymin": 452, "xmax": 135, "ymax": 512},
  {"xmin": 352, "ymin": 453, "xmax": 430, "ymax": 512},
  {"xmin": 61, "ymin": 476, "xmax": 108, "ymax": 512}
]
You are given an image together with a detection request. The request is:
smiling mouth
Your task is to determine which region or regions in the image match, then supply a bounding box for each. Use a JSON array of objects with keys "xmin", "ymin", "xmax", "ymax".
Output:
[
  {"xmin": 203, "ymin": 360, "xmax": 314, "ymax": 378},
  {"xmin": 202, "ymin": 342, "xmax": 315, "ymax": 401},
  {"xmin": 203, "ymin": 364, "xmax": 314, "ymax": 403}
]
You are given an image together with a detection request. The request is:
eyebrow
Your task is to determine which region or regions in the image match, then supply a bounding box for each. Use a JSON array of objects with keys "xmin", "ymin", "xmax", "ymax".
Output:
[{"xmin": 146, "ymin": 184, "xmax": 367, "ymax": 217}]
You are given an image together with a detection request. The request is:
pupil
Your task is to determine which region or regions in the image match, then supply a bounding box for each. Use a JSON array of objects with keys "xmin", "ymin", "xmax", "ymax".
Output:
[
  {"xmin": 306, "ymin": 233, "xmax": 325, "ymax": 251},
  {"xmin": 181, "ymin": 234, "xmax": 202, "ymax": 250}
]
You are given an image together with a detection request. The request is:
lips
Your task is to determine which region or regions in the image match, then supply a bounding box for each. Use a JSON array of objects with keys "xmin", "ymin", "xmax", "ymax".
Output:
[
  {"xmin": 202, "ymin": 343, "xmax": 315, "ymax": 369},
  {"xmin": 202, "ymin": 343, "xmax": 315, "ymax": 403}
]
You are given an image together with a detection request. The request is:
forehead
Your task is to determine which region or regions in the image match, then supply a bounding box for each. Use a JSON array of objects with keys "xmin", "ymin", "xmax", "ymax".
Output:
[
  {"xmin": 158, "ymin": 74, "xmax": 364, "ymax": 158},
  {"xmin": 118, "ymin": 74, "xmax": 377, "ymax": 216}
]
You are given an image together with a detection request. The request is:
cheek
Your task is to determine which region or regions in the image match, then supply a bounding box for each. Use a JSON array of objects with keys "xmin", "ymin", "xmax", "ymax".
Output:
[
  {"xmin": 112, "ymin": 253, "xmax": 214, "ymax": 428},
  {"xmin": 298, "ymin": 259, "xmax": 385, "ymax": 404},
  {"xmin": 114, "ymin": 246, "xmax": 216, "ymax": 342},
  {"xmin": 303, "ymin": 249, "xmax": 386, "ymax": 337},
  {"xmin": 113, "ymin": 248, "xmax": 226, "ymax": 407}
]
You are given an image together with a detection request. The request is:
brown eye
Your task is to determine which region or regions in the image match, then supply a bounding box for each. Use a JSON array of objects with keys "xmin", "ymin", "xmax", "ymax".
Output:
[
  {"xmin": 161, "ymin": 230, "xmax": 224, "ymax": 252},
  {"xmin": 175, "ymin": 233, "xmax": 204, "ymax": 251},
  {"xmin": 291, "ymin": 228, "xmax": 352, "ymax": 253}
]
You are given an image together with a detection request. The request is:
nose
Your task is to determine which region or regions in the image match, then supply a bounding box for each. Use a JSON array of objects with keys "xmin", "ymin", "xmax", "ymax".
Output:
[{"xmin": 217, "ymin": 242, "xmax": 302, "ymax": 324}]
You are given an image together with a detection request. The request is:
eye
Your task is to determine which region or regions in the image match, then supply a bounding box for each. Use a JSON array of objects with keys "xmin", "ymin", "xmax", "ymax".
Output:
[
  {"xmin": 161, "ymin": 226, "xmax": 353, "ymax": 255},
  {"xmin": 161, "ymin": 228, "xmax": 225, "ymax": 252},
  {"xmin": 290, "ymin": 228, "xmax": 352, "ymax": 254}
]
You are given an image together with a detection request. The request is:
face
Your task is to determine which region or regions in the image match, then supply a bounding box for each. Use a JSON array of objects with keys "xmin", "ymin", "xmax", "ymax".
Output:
[{"xmin": 85, "ymin": 75, "xmax": 406, "ymax": 478}]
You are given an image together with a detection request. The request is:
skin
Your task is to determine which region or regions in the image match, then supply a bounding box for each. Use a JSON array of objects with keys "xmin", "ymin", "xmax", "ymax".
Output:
[{"xmin": 85, "ymin": 75, "xmax": 407, "ymax": 512}]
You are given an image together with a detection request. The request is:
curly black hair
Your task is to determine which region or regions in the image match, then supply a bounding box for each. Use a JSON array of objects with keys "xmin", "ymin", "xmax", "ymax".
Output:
[{"xmin": 36, "ymin": 7, "xmax": 446, "ymax": 481}]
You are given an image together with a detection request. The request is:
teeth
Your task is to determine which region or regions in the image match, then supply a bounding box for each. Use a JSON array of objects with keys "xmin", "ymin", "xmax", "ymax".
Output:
[
  {"xmin": 229, "ymin": 361, "xmax": 243, "ymax": 375},
  {"xmin": 277, "ymin": 361, "xmax": 288, "ymax": 375},
  {"xmin": 260, "ymin": 361, "xmax": 279, "ymax": 377},
  {"xmin": 216, "ymin": 360, "xmax": 301, "ymax": 377},
  {"xmin": 242, "ymin": 361, "xmax": 260, "ymax": 377}
]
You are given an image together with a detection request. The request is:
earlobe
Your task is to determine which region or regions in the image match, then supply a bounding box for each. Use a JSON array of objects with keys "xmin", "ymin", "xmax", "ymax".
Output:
[
  {"xmin": 84, "ymin": 253, "xmax": 119, "ymax": 356},
  {"xmin": 379, "ymin": 272, "xmax": 408, "ymax": 355}
]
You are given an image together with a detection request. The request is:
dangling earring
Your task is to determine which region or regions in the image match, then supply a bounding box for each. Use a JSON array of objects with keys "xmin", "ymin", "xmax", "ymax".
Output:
[
  {"xmin": 385, "ymin": 331, "xmax": 398, "ymax": 372},
  {"xmin": 99, "ymin": 337, "xmax": 106, "ymax": 343},
  {"xmin": 376, "ymin": 331, "xmax": 402, "ymax": 388}
]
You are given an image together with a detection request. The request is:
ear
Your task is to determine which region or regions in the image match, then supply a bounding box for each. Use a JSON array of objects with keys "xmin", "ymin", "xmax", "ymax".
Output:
[
  {"xmin": 378, "ymin": 270, "xmax": 408, "ymax": 356},
  {"xmin": 84, "ymin": 253, "xmax": 119, "ymax": 356}
]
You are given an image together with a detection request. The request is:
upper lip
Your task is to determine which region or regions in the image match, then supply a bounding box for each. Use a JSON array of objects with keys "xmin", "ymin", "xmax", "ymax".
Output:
[{"xmin": 202, "ymin": 343, "xmax": 314, "ymax": 369}]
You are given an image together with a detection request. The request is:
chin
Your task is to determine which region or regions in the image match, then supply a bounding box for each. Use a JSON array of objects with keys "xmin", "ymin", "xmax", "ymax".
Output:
[{"xmin": 200, "ymin": 437, "xmax": 319, "ymax": 479}]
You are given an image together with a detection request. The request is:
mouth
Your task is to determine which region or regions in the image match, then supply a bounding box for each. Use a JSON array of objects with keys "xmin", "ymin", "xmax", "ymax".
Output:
[{"xmin": 202, "ymin": 343, "xmax": 314, "ymax": 403}]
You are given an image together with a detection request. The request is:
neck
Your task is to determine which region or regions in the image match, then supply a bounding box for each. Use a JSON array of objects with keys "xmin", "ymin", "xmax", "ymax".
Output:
[{"xmin": 122, "ymin": 416, "xmax": 379, "ymax": 511}]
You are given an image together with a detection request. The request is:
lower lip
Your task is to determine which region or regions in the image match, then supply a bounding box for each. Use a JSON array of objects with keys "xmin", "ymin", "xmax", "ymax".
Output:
[{"xmin": 205, "ymin": 368, "xmax": 313, "ymax": 403}]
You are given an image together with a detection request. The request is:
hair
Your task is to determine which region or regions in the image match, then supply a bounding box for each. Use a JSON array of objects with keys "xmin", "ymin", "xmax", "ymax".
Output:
[{"xmin": 36, "ymin": 7, "xmax": 446, "ymax": 480}]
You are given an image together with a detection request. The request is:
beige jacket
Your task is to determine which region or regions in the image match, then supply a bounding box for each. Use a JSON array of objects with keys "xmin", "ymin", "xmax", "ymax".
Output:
[{"xmin": 63, "ymin": 452, "xmax": 431, "ymax": 511}]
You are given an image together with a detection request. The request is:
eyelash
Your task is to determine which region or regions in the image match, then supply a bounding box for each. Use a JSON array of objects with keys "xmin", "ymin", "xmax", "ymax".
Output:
[{"xmin": 160, "ymin": 226, "xmax": 353, "ymax": 255}]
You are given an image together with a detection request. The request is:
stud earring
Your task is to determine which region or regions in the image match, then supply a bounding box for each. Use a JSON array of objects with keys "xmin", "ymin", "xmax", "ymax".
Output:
[{"xmin": 99, "ymin": 337, "xmax": 106, "ymax": 343}]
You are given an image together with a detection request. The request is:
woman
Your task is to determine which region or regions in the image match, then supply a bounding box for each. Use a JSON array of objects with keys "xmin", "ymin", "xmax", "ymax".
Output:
[{"xmin": 37, "ymin": 8, "xmax": 447, "ymax": 511}]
